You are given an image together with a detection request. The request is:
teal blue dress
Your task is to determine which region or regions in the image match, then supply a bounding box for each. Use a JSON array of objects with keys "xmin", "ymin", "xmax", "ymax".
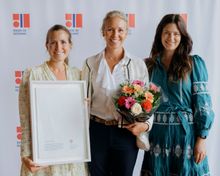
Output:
[{"xmin": 141, "ymin": 55, "xmax": 214, "ymax": 176}]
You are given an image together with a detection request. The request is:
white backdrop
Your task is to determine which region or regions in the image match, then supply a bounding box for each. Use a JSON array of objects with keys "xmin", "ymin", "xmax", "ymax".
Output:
[{"xmin": 0, "ymin": 0, "xmax": 220, "ymax": 175}]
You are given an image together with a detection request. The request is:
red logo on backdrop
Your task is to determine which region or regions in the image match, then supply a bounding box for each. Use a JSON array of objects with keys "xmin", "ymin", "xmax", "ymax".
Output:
[
  {"xmin": 180, "ymin": 13, "xmax": 188, "ymax": 27},
  {"xmin": 12, "ymin": 13, "xmax": 30, "ymax": 35},
  {"xmin": 65, "ymin": 13, "xmax": 83, "ymax": 35},
  {"xmin": 126, "ymin": 13, "xmax": 135, "ymax": 35},
  {"xmin": 15, "ymin": 70, "xmax": 24, "ymax": 92},
  {"xmin": 16, "ymin": 126, "xmax": 22, "ymax": 147},
  {"xmin": 65, "ymin": 14, "xmax": 83, "ymax": 28},
  {"xmin": 126, "ymin": 13, "xmax": 135, "ymax": 28},
  {"xmin": 13, "ymin": 14, "xmax": 30, "ymax": 28}
]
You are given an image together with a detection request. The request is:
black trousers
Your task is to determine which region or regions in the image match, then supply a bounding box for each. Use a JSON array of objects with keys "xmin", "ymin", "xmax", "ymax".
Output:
[{"xmin": 89, "ymin": 120, "xmax": 138, "ymax": 176}]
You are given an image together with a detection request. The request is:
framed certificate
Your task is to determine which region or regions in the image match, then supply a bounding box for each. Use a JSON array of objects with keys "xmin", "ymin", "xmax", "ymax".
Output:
[{"xmin": 30, "ymin": 80, "xmax": 91, "ymax": 165}]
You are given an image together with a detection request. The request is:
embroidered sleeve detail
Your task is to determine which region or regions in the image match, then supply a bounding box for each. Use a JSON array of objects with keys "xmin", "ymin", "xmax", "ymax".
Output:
[
  {"xmin": 194, "ymin": 102, "xmax": 214, "ymax": 130},
  {"xmin": 191, "ymin": 55, "xmax": 214, "ymax": 137},
  {"xmin": 192, "ymin": 82, "xmax": 208, "ymax": 95}
]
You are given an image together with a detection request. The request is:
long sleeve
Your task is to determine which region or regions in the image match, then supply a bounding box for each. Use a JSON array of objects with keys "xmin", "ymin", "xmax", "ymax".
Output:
[
  {"xmin": 19, "ymin": 69, "xmax": 32, "ymax": 157},
  {"xmin": 192, "ymin": 55, "xmax": 214, "ymax": 138}
]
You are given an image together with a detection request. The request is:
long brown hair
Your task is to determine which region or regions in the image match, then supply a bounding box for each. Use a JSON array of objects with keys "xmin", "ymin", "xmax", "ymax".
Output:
[
  {"xmin": 45, "ymin": 24, "xmax": 72, "ymax": 65},
  {"xmin": 147, "ymin": 14, "xmax": 193, "ymax": 81}
]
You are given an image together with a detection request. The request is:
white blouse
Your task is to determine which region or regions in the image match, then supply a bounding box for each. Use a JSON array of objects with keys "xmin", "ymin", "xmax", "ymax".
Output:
[{"xmin": 82, "ymin": 50, "xmax": 149, "ymax": 121}]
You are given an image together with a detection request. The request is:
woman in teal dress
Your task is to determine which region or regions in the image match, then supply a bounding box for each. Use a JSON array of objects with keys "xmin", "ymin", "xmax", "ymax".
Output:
[{"xmin": 141, "ymin": 14, "xmax": 214, "ymax": 176}]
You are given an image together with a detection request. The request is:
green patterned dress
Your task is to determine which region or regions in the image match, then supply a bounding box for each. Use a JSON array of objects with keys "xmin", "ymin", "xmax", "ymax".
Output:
[{"xmin": 141, "ymin": 55, "xmax": 214, "ymax": 176}]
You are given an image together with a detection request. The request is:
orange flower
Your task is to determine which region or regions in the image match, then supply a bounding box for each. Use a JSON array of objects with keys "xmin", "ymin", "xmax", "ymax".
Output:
[
  {"xmin": 144, "ymin": 91, "xmax": 154, "ymax": 103},
  {"xmin": 122, "ymin": 85, "xmax": 134, "ymax": 94},
  {"xmin": 141, "ymin": 100, "xmax": 152, "ymax": 112}
]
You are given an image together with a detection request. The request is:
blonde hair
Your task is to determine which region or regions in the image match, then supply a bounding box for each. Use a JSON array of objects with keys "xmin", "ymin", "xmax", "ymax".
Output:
[{"xmin": 101, "ymin": 10, "xmax": 128, "ymax": 35}]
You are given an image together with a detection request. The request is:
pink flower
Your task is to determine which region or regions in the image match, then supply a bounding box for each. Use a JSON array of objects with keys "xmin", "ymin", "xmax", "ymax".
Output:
[
  {"xmin": 125, "ymin": 97, "xmax": 136, "ymax": 109},
  {"xmin": 114, "ymin": 80, "xmax": 161, "ymax": 124},
  {"xmin": 149, "ymin": 82, "xmax": 160, "ymax": 93},
  {"xmin": 132, "ymin": 80, "xmax": 144, "ymax": 87}
]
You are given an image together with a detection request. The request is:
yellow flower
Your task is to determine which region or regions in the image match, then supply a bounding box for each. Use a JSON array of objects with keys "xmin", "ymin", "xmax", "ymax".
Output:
[{"xmin": 133, "ymin": 84, "xmax": 143, "ymax": 94}]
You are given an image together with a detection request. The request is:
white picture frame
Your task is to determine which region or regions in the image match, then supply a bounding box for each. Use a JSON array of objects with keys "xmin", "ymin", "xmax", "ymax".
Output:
[{"xmin": 29, "ymin": 80, "xmax": 90, "ymax": 165}]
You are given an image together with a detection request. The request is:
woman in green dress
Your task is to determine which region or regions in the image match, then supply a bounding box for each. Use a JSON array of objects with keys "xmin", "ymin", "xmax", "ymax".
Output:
[
  {"xmin": 19, "ymin": 24, "xmax": 88, "ymax": 176},
  {"xmin": 141, "ymin": 14, "xmax": 214, "ymax": 176}
]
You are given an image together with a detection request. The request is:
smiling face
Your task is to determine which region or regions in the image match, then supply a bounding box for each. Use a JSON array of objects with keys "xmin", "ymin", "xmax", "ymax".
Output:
[
  {"xmin": 161, "ymin": 23, "xmax": 181, "ymax": 54},
  {"xmin": 103, "ymin": 16, "xmax": 128, "ymax": 50},
  {"xmin": 46, "ymin": 29, "xmax": 72, "ymax": 63}
]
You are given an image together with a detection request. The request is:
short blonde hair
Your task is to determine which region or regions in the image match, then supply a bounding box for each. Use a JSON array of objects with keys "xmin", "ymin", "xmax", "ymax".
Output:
[{"xmin": 101, "ymin": 10, "xmax": 128, "ymax": 35}]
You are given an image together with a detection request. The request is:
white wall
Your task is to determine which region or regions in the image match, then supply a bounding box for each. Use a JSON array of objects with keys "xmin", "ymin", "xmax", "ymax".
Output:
[{"xmin": 0, "ymin": 0, "xmax": 219, "ymax": 175}]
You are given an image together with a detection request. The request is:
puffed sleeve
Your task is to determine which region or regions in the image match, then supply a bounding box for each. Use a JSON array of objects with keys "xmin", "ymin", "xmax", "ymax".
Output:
[
  {"xmin": 192, "ymin": 55, "xmax": 214, "ymax": 138},
  {"xmin": 18, "ymin": 69, "xmax": 32, "ymax": 157}
]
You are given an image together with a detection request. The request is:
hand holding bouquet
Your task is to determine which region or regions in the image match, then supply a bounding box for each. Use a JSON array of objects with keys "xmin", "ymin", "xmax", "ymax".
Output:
[
  {"xmin": 114, "ymin": 80, "xmax": 161, "ymax": 124},
  {"xmin": 114, "ymin": 80, "xmax": 161, "ymax": 151}
]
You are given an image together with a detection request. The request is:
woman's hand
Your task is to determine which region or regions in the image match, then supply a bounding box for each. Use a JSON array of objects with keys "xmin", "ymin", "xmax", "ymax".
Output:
[
  {"xmin": 194, "ymin": 137, "xmax": 207, "ymax": 164},
  {"xmin": 22, "ymin": 157, "xmax": 47, "ymax": 173},
  {"xmin": 124, "ymin": 122, "xmax": 149, "ymax": 136}
]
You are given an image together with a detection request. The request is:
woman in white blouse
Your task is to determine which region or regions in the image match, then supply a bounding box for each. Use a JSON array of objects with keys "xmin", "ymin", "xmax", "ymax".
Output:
[
  {"xmin": 19, "ymin": 24, "xmax": 88, "ymax": 176},
  {"xmin": 82, "ymin": 10, "xmax": 153, "ymax": 176}
]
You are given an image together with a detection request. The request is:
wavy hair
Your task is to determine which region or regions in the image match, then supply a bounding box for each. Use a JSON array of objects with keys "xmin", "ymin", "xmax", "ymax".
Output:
[{"xmin": 146, "ymin": 14, "xmax": 193, "ymax": 81}]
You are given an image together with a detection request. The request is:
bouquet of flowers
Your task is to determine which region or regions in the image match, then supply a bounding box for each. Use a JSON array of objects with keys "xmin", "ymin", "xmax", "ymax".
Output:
[{"xmin": 114, "ymin": 80, "xmax": 161, "ymax": 124}]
